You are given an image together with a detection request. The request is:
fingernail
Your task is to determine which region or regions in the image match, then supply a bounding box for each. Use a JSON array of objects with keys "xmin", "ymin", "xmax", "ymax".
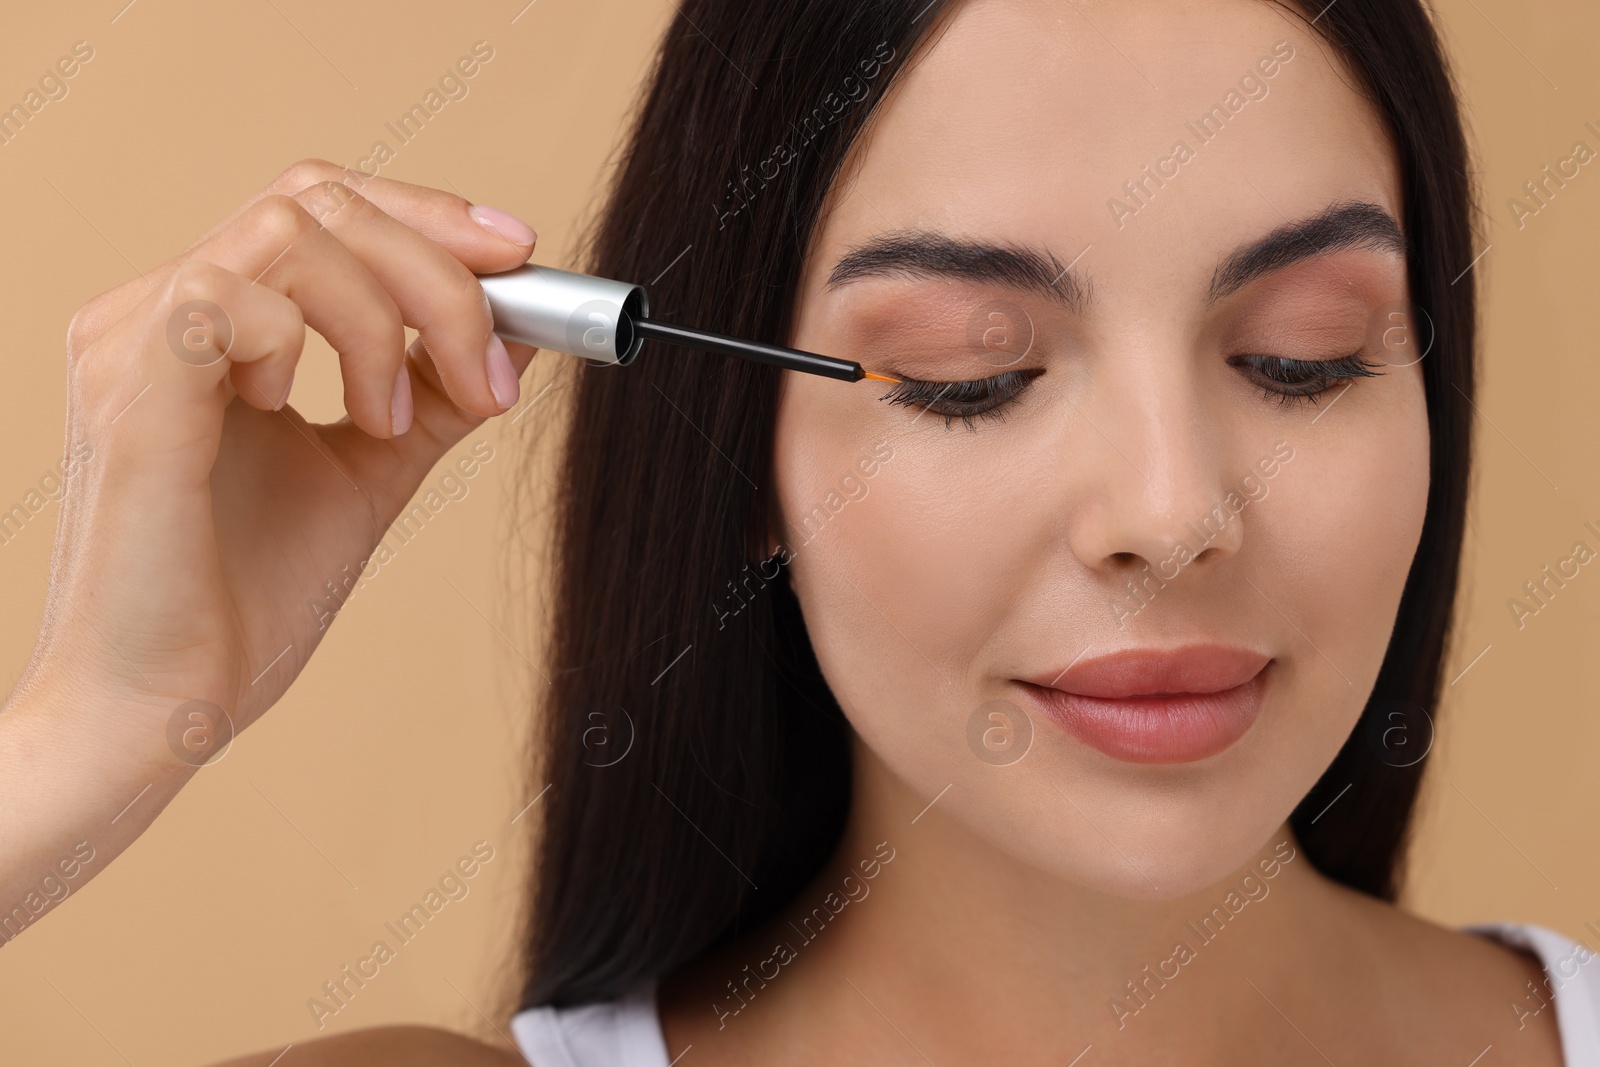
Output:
[
  {"xmin": 469, "ymin": 204, "xmax": 537, "ymax": 247},
  {"xmin": 391, "ymin": 360, "xmax": 413, "ymax": 435},
  {"xmin": 275, "ymin": 369, "xmax": 296, "ymax": 410},
  {"xmin": 486, "ymin": 333, "xmax": 520, "ymax": 411}
]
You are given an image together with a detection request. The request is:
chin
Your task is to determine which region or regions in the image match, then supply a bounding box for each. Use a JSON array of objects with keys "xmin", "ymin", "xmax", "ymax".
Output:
[
  {"xmin": 994, "ymin": 790, "xmax": 1297, "ymax": 903},
  {"xmin": 863, "ymin": 709, "xmax": 1317, "ymax": 904}
]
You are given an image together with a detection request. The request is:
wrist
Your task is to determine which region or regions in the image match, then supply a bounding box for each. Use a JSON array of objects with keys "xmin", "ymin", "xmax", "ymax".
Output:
[
  {"xmin": 0, "ymin": 681, "xmax": 197, "ymax": 946},
  {"xmin": 3, "ymin": 671, "xmax": 207, "ymax": 798}
]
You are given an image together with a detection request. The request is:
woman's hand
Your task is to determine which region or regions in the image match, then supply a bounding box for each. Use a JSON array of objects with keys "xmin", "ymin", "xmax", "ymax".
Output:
[{"xmin": 0, "ymin": 159, "xmax": 539, "ymax": 935}]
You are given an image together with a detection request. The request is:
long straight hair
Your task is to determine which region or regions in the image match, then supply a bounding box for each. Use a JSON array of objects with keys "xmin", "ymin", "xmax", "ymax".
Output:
[{"xmin": 515, "ymin": 0, "xmax": 1479, "ymax": 1009}]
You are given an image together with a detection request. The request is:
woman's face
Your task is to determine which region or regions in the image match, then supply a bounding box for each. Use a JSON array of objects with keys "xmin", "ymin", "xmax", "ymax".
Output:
[{"xmin": 772, "ymin": 0, "xmax": 1429, "ymax": 897}]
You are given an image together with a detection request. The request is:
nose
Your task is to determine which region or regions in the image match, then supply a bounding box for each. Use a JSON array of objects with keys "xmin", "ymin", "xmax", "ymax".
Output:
[{"xmin": 1057, "ymin": 350, "xmax": 1248, "ymax": 591}]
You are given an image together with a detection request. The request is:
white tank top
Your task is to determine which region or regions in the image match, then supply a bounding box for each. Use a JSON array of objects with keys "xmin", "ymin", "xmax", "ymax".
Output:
[{"xmin": 509, "ymin": 921, "xmax": 1600, "ymax": 1065}]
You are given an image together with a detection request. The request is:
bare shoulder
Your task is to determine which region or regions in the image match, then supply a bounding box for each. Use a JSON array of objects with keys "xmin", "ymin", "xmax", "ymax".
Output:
[
  {"xmin": 206, "ymin": 1025, "xmax": 527, "ymax": 1067},
  {"xmin": 1333, "ymin": 888, "xmax": 1565, "ymax": 1066}
]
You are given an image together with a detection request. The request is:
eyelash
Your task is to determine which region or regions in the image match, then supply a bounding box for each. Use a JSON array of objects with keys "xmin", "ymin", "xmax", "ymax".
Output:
[
  {"xmin": 1228, "ymin": 352, "xmax": 1386, "ymax": 408},
  {"xmin": 877, "ymin": 352, "xmax": 1386, "ymax": 429},
  {"xmin": 879, "ymin": 369, "xmax": 1041, "ymax": 431}
]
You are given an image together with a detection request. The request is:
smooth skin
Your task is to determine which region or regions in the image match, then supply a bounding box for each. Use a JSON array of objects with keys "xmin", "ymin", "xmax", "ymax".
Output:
[{"xmin": 0, "ymin": 3, "xmax": 1566, "ymax": 1067}]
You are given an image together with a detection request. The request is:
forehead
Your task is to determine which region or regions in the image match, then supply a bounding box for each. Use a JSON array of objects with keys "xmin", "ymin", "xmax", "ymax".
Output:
[{"xmin": 805, "ymin": 0, "xmax": 1402, "ymax": 307}]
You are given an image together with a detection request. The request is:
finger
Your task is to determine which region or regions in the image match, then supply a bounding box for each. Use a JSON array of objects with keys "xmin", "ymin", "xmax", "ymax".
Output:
[
  {"xmin": 408, "ymin": 333, "xmax": 541, "ymax": 445},
  {"xmin": 198, "ymin": 159, "xmax": 539, "ymax": 275},
  {"xmin": 66, "ymin": 158, "xmax": 536, "ymax": 356},
  {"xmin": 314, "ymin": 163, "xmax": 539, "ymax": 269},
  {"xmin": 76, "ymin": 260, "xmax": 305, "ymax": 486},
  {"xmin": 161, "ymin": 266, "xmax": 308, "ymax": 413},
  {"xmin": 184, "ymin": 191, "xmax": 409, "ymax": 437},
  {"xmin": 288, "ymin": 179, "xmax": 520, "ymax": 420},
  {"xmin": 318, "ymin": 335, "xmax": 542, "ymax": 517}
]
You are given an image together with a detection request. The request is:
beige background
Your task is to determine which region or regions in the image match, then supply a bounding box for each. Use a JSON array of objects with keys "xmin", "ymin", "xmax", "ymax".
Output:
[{"xmin": 0, "ymin": 0, "xmax": 1595, "ymax": 1062}]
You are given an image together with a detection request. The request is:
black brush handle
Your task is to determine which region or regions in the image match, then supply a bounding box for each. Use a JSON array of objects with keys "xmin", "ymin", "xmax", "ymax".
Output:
[{"xmin": 634, "ymin": 318, "xmax": 863, "ymax": 382}]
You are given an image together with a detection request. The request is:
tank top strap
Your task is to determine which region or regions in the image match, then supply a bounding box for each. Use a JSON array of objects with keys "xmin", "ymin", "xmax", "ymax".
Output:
[
  {"xmin": 1463, "ymin": 919, "xmax": 1600, "ymax": 1064},
  {"xmin": 510, "ymin": 978, "xmax": 669, "ymax": 1067}
]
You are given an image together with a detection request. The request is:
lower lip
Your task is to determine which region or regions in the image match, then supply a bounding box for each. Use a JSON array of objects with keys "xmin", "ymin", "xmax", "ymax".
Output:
[{"xmin": 1018, "ymin": 666, "xmax": 1269, "ymax": 764}]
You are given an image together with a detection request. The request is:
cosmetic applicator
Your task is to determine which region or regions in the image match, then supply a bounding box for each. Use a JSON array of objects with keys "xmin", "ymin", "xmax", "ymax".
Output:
[{"xmin": 476, "ymin": 263, "xmax": 900, "ymax": 383}]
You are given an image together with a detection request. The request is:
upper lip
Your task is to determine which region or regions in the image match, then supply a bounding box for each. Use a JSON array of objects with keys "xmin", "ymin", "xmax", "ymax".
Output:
[{"xmin": 1025, "ymin": 644, "xmax": 1272, "ymax": 699}]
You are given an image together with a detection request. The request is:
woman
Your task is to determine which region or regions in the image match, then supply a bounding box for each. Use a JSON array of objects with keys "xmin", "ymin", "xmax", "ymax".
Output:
[{"xmin": 3, "ymin": 0, "xmax": 1595, "ymax": 1062}]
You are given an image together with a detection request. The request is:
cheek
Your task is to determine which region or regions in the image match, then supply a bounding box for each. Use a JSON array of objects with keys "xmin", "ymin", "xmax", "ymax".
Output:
[
  {"xmin": 1263, "ymin": 373, "xmax": 1430, "ymax": 723},
  {"xmin": 781, "ymin": 457, "xmax": 1038, "ymax": 852},
  {"xmin": 776, "ymin": 417, "xmax": 1085, "ymax": 870},
  {"xmin": 773, "ymin": 381, "xmax": 1013, "ymax": 784},
  {"xmin": 778, "ymin": 423, "xmax": 1041, "ymax": 692},
  {"xmin": 777, "ymin": 443, "xmax": 951, "ymax": 722}
]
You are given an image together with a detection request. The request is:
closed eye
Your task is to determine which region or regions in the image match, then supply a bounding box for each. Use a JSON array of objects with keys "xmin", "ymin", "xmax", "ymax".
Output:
[
  {"xmin": 878, "ymin": 368, "xmax": 1043, "ymax": 430},
  {"xmin": 1228, "ymin": 352, "xmax": 1385, "ymax": 408},
  {"xmin": 877, "ymin": 351, "xmax": 1381, "ymax": 428}
]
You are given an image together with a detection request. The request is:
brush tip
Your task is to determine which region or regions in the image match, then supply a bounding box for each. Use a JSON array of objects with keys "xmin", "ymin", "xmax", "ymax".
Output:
[{"xmin": 862, "ymin": 371, "xmax": 901, "ymax": 383}]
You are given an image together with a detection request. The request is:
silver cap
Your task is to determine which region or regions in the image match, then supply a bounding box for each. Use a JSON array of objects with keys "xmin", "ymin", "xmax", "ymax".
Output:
[{"xmin": 477, "ymin": 263, "xmax": 649, "ymax": 365}]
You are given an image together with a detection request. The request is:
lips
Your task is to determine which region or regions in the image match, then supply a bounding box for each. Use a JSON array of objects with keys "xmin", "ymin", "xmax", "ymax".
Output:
[{"xmin": 1017, "ymin": 645, "xmax": 1272, "ymax": 764}]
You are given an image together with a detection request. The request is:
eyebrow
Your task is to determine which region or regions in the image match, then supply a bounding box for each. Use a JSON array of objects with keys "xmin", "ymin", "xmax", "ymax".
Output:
[
  {"xmin": 821, "ymin": 201, "xmax": 1405, "ymax": 314},
  {"xmin": 1206, "ymin": 200, "xmax": 1406, "ymax": 304},
  {"xmin": 824, "ymin": 228, "xmax": 1091, "ymax": 313}
]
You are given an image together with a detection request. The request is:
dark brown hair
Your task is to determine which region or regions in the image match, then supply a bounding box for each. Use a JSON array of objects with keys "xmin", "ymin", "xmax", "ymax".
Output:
[{"xmin": 514, "ymin": 0, "xmax": 1479, "ymax": 1009}]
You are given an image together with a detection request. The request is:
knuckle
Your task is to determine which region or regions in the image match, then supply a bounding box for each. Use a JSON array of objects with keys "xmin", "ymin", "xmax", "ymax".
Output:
[
  {"xmin": 245, "ymin": 194, "xmax": 314, "ymax": 248},
  {"xmin": 271, "ymin": 157, "xmax": 342, "ymax": 194},
  {"xmin": 160, "ymin": 261, "xmax": 239, "ymax": 370},
  {"xmin": 163, "ymin": 258, "xmax": 231, "ymax": 309}
]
